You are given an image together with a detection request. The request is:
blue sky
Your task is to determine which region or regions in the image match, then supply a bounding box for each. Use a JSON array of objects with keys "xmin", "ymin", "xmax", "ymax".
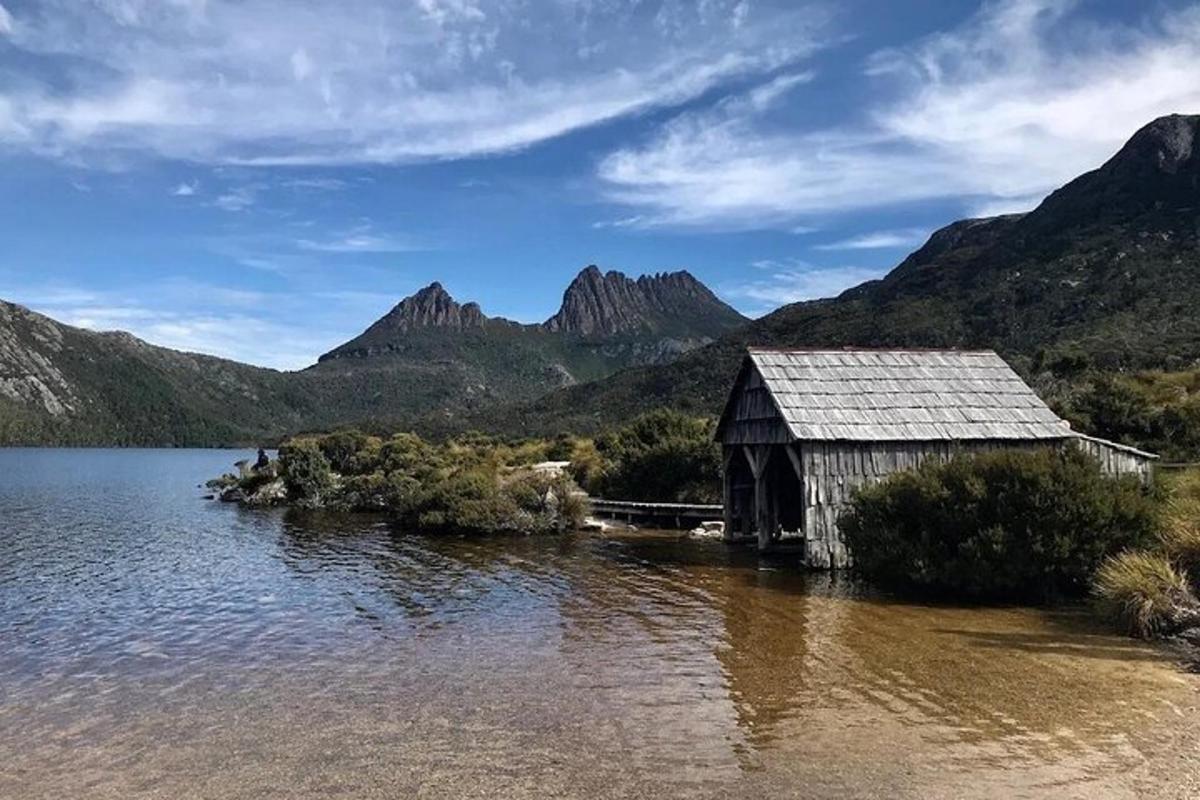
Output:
[{"xmin": 1, "ymin": 0, "xmax": 1198, "ymax": 369}]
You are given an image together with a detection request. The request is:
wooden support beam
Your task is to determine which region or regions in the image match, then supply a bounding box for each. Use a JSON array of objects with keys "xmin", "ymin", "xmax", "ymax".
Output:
[
  {"xmin": 753, "ymin": 445, "xmax": 772, "ymax": 551},
  {"xmin": 742, "ymin": 445, "xmax": 763, "ymax": 479},
  {"xmin": 722, "ymin": 448, "xmax": 736, "ymax": 542},
  {"xmin": 785, "ymin": 444, "xmax": 803, "ymax": 482}
]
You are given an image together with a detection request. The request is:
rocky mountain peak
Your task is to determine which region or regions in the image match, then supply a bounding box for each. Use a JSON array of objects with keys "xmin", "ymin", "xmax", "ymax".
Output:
[
  {"xmin": 543, "ymin": 265, "xmax": 745, "ymax": 337},
  {"xmin": 374, "ymin": 282, "xmax": 486, "ymax": 333},
  {"xmin": 317, "ymin": 282, "xmax": 487, "ymax": 362},
  {"xmin": 1115, "ymin": 114, "xmax": 1197, "ymax": 174},
  {"xmin": 1026, "ymin": 114, "xmax": 1200, "ymax": 231}
]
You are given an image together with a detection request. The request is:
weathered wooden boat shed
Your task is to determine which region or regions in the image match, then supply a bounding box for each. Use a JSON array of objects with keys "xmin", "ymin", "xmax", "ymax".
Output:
[{"xmin": 715, "ymin": 348, "xmax": 1156, "ymax": 568}]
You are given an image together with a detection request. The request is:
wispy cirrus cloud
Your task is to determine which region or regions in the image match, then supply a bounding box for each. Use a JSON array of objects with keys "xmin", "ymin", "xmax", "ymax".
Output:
[
  {"xmin": 281, "ymin": 177, "xmax": 349, "ymax": 192},
  {"xmin": 294, "ymin": 221, "xmax": 426, "ymax": 254},
  {"xmin": 599, "ymin": 0, "xmax": 1200, "ymax": 228},
  {"xmin": 213, "ymin": 185, "xmax": 259, "ymax": 212},
  {"xmin": 813, "ymin": 228, "xmax": 928, "ymax": 250},
  {"xmin": 0, "ymin": 0, "xmax": 829, "ymax": 166},
  {"xmin": 723, "ymin": 259, "xmax": 886, "ymax": 315}
]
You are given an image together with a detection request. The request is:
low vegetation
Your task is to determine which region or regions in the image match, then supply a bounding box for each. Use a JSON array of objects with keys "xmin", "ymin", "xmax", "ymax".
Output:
[
  {"xmin": 1093, "ymin": 552, "xmax": 1198, "ymax": 638},
  {"xmin": 841, "ymin": 448, "xmax": 1160, "ymax": 602},
  {"xmin": 210, "ymin": 409, "xmax": 722, "ymax": 534},
  {"xmin": 575, "ymin": 410, "xmax": 721, "ymax": 504},
  {"xmin": 210, "ymin": 430, "xmax": 587, "ymax": 536},
  {"xmin": 1055, "ymin": 369, "xmax": 1200, "ymax": 461},
  {"xmin": 1092, "ymin": 468, "xmax": 1200, "ymax": 638}
]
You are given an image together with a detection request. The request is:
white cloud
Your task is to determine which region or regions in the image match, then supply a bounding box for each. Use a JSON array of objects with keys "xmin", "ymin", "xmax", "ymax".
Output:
[
  {"xmin": 591, "ymin": 215, "xmax": 647, "ymax": 229},
  {"xmin": 296, "ymin": 223, "xmax": 425, "ymax": 253},
  {"xmin": 813, "ymin": 228, "xmax": 928, "ymax": 250},
  {"xmin": 0, "ymin": 0, "xmax": 828, "ymax": 165},
  {"xmin": 281, "ymin": 177, "xmax": 347, "ymax": 191},
  {"xmin": 723, "ymin": 260, "xmax": 886, "ymax": 315},
  {"xmin": 297, "ymin": 234, "xmax": 423, "ymax": 253},
  {"xmin": 172, "ymin": 180, "xmax": 197, "ymax": 196},
  {"xmin": 290, "ymin": 47, "xmax": 313, "ymax": 82},
  {"xmin": 968, "ymin": 193, "xmax": 1043, "ymax": 218},
  {"xmin": 598, "ymin": 0, "xmax": 1200, "ymax": 228},
  {"xmin": 213, "ymin": 185, "xmax": 257, "ymax": 211},
  {"xmin": 0, "ymin": 3, "xmax": 12, "ymax": 35}
]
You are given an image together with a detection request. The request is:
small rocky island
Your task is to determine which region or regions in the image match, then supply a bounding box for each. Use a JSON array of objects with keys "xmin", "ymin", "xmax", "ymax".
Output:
[{"xmin": 208, "ymin": 431, "xmax": 587, "ymax": 536}]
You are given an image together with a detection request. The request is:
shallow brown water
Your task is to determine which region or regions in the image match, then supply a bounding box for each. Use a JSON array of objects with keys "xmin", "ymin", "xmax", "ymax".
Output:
[{"xmin": 1, "ymin": 450, "xmax": 1198, "ymax": 799}]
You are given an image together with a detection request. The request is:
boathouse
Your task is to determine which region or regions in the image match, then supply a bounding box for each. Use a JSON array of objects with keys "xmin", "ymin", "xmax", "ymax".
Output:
[{"xmin": 715, "ymin": 348, "xmax": 1157, "ymax": 568}]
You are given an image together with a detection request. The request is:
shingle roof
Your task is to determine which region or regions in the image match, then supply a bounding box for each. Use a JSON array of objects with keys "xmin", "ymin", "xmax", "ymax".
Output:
[{"xmin": 747, "ymin": 348, "xmax": 1071, "ymax": 441}]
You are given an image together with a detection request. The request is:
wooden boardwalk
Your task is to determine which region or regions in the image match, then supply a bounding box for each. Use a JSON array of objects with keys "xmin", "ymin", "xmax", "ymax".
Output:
[{"xmin": 589, "ymin": 499, "xmax": 723, "ymax": 529}]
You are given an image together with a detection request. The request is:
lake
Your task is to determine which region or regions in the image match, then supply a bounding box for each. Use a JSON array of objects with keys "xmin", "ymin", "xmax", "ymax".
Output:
[{"xmin": 1, "ymin": 449, "xmax": 1198, "ymax": 799}]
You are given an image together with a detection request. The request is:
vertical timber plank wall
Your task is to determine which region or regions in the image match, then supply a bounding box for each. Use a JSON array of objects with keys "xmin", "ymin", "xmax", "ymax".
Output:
[{"xmin": 1071, "ymin": 438, "xmax": 1156, "ymax": 484}]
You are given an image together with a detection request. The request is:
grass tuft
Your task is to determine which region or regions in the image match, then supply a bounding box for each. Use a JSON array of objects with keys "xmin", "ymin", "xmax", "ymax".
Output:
[{"xmin": 1093, "ymin": 551, "xmax": 1198, "ymax": 639}]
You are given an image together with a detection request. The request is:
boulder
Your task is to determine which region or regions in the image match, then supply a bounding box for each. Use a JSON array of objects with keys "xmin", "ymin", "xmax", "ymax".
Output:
[
  {"xmin": 219, "ymin": 486, "xmax": 247, "ymax": 503},
  {"xmin": 246, "ymin": 479, "xmax": 287, "ymax": 507}
]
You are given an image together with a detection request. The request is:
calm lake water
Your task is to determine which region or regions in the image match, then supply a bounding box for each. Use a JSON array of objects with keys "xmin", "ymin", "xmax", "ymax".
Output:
[{"xmin": 1, "ymin": 449, "xmax": 1199, "ymax": 799}]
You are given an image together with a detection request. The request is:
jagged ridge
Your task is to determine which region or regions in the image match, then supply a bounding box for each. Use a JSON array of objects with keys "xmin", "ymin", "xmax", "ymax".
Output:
[
  {"xmin": 543, "ymin": 265, "xmax": 746, "ymax": 336},
  {"xmin": 319, "ymin": 265, "xmax": 747, "ymax": 363}
]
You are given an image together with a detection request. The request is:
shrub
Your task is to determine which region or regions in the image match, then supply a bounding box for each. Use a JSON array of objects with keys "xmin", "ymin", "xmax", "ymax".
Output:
[
  {"xmin": 377, "ymin": 432, "xmax": 443, "ymax": 477},
  {"xmin": 841, "ymin": 448, "xmax": 1159, "ymax": 601},
  {"xmin": 1061, "ymin": 371, "xmax": 1200, "ymax": 460},
  {"xmin": 1160, "ymin": 499, "xmax": 1200, "ymax": 572},
  {"xmin": 592, "ymin": 410, "xmax": 720, "ymax": 503},
  {"xmin": 413, "ymin": 469, "xmax": 521, "ymax": 534},
  {"xmin": 505, "ymin": 472, "xmax": 588, "ymax": 533},
  {"xmin": 1094, "ymin": 551, "xmax": 1199, "ymax": 638},
  {"xmin": 315, "ymin": 430, "xmax": 374, "ymax": 474},
  {"xmin": 545, "ymin": 434, "xmax": 575, "ymax": 462},
  {"xmin": 279, "ymin": 439, "xmax": 336, "ymax": 507},
  {"xmin": 567, "ymin": 439, "xmax": 607, "ymax": 495},
  {"xmin": 1155, "ymin": 469, "xmax": 1200, "ymax": 573}
]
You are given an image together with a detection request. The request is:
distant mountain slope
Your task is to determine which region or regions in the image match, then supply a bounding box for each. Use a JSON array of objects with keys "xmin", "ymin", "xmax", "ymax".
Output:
[
  {"xmin": 0, "ymin": 266, "xmax": 746, "ymax": 445},
  {"xmin": 490, "ymin": 114, "xmax": 1200, "ymax": 436},
  {"xmin": 0, "ymin": 300, "xmax": 317, "ymax": 445}
]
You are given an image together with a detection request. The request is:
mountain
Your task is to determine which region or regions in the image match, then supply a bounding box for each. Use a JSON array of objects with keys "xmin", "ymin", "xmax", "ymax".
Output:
[
  {"xmin": 490, "ymin": 114, "xmax": 1200, "ymax": 436},
  {"xmin": 299, "ymin": 266, "xmax": 747, "ymax": 431},
  {"xmin": 0, "ymin": 266, "xmax": 746, "ymax": 444},
  {"xmin": 0, "ymin": 299, "xmax": 317, "ymax": 445},
  {"xmin": 544, "ymin": 266, "xmax": 746, "ymax": 337},
  {"xmin": 320, "ymin": 266, "xmax": 745, "ymax": 364}
]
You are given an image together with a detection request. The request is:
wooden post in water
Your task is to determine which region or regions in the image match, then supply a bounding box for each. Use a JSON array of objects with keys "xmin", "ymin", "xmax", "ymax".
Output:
[
  {"xmin": 743, "ymin": 445, "xmax": 772, "ymax": 551},
  {"xmin": 722, "ymin": 447, "xmax": 736, "ymax": 542}
]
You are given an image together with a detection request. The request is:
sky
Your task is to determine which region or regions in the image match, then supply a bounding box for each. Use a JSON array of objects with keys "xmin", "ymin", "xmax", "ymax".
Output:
[{"xmin": 1, "ymin": 0, "xmax": 1199, "ymax": 370}]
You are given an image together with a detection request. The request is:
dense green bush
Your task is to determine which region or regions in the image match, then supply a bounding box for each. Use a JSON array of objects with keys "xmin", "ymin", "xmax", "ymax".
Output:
[
  {"xmin": 1060, "ymin": 371, "xmax": 1200, "ymax": 460},
  {"xmin": 278, "ymin": 439, "xmax": 336, "ymax": 507},
  {"xmin": 586, "ymin": 409, "xmax": 720, "ymax": 503},
  {"xmin": 841, "ymin": 448, "xmax": 1159, "ymax": 601},
  {"xmin": 314, "ymin": 429, "xmax": 376, "ymax": 473}
]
